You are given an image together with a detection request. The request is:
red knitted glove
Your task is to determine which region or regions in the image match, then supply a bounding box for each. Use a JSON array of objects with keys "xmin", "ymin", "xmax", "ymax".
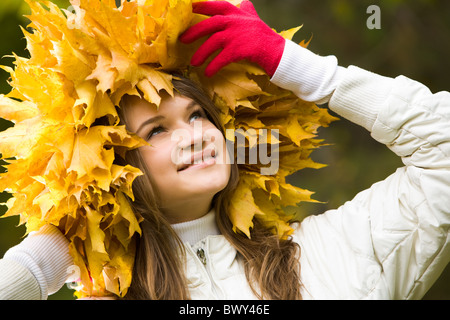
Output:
[{"xmin": 179, "ymin": 0, "xmax": 286, "ymax": 77}]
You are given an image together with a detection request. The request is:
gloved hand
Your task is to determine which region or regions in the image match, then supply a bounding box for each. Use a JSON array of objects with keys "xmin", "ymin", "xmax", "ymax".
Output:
[{"xmin": 179, "ymin": 0, "xmax": 286, "ymax": 77}]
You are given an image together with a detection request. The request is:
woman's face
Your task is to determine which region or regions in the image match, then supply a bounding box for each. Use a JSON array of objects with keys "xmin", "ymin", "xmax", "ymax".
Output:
[{"xmin": 124, "ymin": 93, "xmax": 231, "ymax": 222}]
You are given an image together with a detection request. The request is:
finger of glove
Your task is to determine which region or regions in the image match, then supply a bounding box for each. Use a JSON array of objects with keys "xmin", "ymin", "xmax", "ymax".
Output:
[
  {"xmin": 192, "ymin": 1, "xmax": 243, "ymax": 16},
  {"xmin": 191, "ymin": 31, "xmax": 227, "ymax": 66},
  {"xmin": 239, "ymin": 0, "xmax": 259, "ymax": 17},
  {"xmin": 205, "ymin": 47, "xmax": 242, "ymax": 77},
  {"xmin": 180, "ymin": 15, "xmax": 227, "ymax": 44}
]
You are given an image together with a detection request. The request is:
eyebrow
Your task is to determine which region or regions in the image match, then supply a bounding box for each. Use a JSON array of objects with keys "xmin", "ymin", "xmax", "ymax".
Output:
[
  {"xmin": 135, "ymin": 100, "xmax": 199, "ymax": 135},
  {"xmin": 136, "ymin": 115, "xmax": 165, "ymax": 135},
  {"xmin": 185, "ymin": 101, "xmax": 199, "ymax": 113}
]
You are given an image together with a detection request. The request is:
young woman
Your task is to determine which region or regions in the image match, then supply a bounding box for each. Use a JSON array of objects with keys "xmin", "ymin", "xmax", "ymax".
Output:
[{"xmin": 0, "ymin": 0, "xmax": 449, "ymax": 300}]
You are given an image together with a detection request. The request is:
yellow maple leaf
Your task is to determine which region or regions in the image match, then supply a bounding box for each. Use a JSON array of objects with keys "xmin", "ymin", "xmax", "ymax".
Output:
[
  {"xmin": 0, "ymin": 95, "xmax": 38, "ymax": 122},
  {"xmin": 228, "ymin": 176, "xmax": 264, "ymax": 238}
]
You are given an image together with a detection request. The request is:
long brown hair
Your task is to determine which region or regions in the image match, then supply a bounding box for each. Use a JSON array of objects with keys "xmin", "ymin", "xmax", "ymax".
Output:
[{"xmin": 118, "ymin": 76, "xmax": 302, "ymax": 300}]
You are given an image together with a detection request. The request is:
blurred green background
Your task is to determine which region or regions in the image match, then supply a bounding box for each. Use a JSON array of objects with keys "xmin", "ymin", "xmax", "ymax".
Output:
[{"xmin": 0, "ymin": 0, "xmax": 448, "ymax": 300}]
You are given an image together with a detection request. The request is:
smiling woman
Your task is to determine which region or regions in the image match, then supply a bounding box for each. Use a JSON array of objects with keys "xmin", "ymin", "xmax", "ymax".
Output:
[{"xmin": 0, "ymin": 0, "xmax": 448, "ymax": 301}]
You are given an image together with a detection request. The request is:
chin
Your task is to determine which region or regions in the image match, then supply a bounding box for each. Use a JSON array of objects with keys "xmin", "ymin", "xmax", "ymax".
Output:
[{"xmin": 179, "ymin": 163, "xmax": 231, "ymax": 195}]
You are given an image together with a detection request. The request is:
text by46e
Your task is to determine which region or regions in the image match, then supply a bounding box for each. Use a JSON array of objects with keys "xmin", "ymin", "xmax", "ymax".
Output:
[{"xmin": 223, "ymin": 304, "xmax": 269, "ymax": 315}]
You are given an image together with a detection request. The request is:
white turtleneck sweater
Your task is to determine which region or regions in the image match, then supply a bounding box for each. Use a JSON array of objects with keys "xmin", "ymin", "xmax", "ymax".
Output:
[{"xmin": 171, "ymin": 210, "xmax": 220, "ymax": 246}]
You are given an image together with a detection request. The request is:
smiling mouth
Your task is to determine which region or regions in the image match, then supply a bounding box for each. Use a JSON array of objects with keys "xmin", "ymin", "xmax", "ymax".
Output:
[{"xmin": 177, "ymin": 148, "xmax": 217, "ymax": 172}]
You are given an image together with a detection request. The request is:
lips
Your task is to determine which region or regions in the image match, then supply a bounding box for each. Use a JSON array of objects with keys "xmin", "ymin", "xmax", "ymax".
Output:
[{"xmin": 177, "ymin": 148, "xmax": 217, "ymax": 172}]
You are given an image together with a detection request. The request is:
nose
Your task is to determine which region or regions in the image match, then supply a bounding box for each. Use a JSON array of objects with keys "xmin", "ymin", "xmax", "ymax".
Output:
[
  {"xmin": 175, "ymin": 120, "xmax": 205, "ymax": 152},
  {"xmin": 170, "ymin": 122, "xmax": 207, "ymax": 170}
]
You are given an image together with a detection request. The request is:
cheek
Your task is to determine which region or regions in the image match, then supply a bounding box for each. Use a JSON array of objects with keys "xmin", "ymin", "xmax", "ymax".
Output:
[
  {"xmin": 139, "ymin": 145, "xmax": 176, "ymax": 184},
  {"xmin": 203, "ymin": 128, "xmax": 232, "ymax": 189}
]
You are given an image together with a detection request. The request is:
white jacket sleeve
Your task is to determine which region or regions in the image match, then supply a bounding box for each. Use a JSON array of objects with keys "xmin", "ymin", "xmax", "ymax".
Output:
[
  {"xmin": 273, "ymin": 41, "xmax": 450, "ymax": 299},
  {"xmin": 0, "ymin": 224, "xmax": 73, "ymax": 300},
  {"xmin": 0, "ymin": 259, "xmax": 41, "ymax": 300}
]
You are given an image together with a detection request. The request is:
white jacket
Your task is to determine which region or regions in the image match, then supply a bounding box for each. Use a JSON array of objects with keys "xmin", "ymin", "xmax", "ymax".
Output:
[
  {"xmin": 1, "ymin": 40, "xmax": 449, "ymax": 300},
  {"xmin": 176, "ymin": 41, "xmax": 450, "ymax": 300}
]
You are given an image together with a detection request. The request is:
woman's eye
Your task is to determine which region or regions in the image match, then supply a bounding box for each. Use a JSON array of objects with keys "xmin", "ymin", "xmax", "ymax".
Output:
[
  {"xmin": 189, "ymin": 110, "xmax": 204, "ymax": 123},
  {"xmin": 147, "ymin": 126, "xmax": 165, "ymax": 139}
]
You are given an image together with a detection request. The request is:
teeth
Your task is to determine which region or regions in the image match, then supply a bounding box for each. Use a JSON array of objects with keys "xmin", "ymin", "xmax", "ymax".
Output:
[{"xmin": 179, "ymin": 151, "xmax": 217, "ymax": 171}]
